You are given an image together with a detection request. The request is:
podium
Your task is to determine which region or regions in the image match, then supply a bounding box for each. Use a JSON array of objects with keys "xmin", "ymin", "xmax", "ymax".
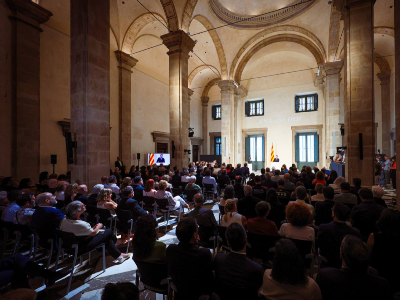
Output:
[{"xmin": 270, "ymin": 162, "xmax": 280, "ymax": 170}]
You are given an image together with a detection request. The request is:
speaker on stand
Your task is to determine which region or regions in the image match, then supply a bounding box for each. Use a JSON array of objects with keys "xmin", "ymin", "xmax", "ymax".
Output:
[
  {"xmin": 50, "ymin": 154, "xmax": 57, "ymax": 174},
  {"xmin": 137, "ymin": 153, "xmax": 140, "ymax": 166}
]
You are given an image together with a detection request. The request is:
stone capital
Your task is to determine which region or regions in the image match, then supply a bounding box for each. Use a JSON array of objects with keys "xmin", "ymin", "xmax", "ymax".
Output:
[
  {"xmin": 218, "ymin": 80, "xmax": 236, "ymax": 92},
  {"xmin": 188, "ymin": 89, "xmax": 194, "ymax": 97},
  {"xmin": 7, "ymin": 0, "xmax": 52, "ymax": 29},
  {"xmin": 323, "ymin": 60, "xmax": 344, "ymax": 76},
  {"xmin": 314, "ymin": 73, "xmax": 324, "ymax": 87},
  {"xmin": 161, "ymin": 30, "xmax": 196, "ymax": 56},
  {"xmin": 377, "ymin": 71, "xmax": 391, "ymax": 85},
  {"xmin": 235, "ymin": 85, "xmax": 248, "ymax": 98},
  {"xmin": 201, "ymin": 96, "xmax": 209, "ymax": 106},
  {"xmin": 115, "ymin": 50, "xmax": 138, "ymax": 71}
]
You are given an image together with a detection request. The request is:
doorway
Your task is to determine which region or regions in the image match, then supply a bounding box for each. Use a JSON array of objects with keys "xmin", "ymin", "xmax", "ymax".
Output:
[
  {"xmin": 192, "ymin": 145, "xmax": 199, "ymax": 162},
  {"xmin": 245, "ymin": 135, "xmax": 265, "ymax": 171}
]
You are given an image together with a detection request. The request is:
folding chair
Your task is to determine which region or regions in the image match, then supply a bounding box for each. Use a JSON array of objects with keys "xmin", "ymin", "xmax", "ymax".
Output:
[
  {"xmin": 154, "ymin": 198, "xmax": 180, "ymax": 230},
  {"xmin": 115, "ymin": 208, "xmax": 134, "ymax": 254},
  {"xmin": 198, "ymin": 225, "xmax": 218, "ymax": 254},
  {"xmin": 203, "ymin": 184, "xmax": 215, "ymax": 201},
  {"xmin": 184, "ymin": 189, "xmax": 197, "ymax": 205},
  {"xmin": 141, "ymin": 196, "xmax": 157, "ymax": 216},
  {"xmin": 288, "ymin": 238, "xmax": 315, "ymax": 275},
  {"xmin": 95, "ymin": 208, "xmax": 116, "ymax": 232},
  {"xmin": 172, "ymin": 187, "xmax": 183, "ymax": 197},
  {"xmin": 134, "ymin": 260, "xmax": 171, "ymax": 299},
  {"xmin": 246, "ymin": 232, "xmax": 281, "ymax": 264},
  {"xmin": 216, "ymin": 225, "xmax": 231, "ymax": 252}
]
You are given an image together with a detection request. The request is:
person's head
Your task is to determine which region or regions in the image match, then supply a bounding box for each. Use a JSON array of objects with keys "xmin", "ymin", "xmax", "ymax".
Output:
[
  {"xmin": 121, "ymin": 186, "xmax": 134, "ymax": 198},
  {"xmin": 237, "ymin": 163, "xmax": 241, "ymax": 168},
  {"xmin": 144, "ymin": 179, "xmax": 155, "ymax": 192},
  {"xmin": 18, "ymin": 178, "xmax": 32, "ymax": 189},
  {"xmin": 285, "ymin": 202, "xmax": 311, "ymax": 227},
  {"xmin": 108, "ymin": 175, "xmax": 117, "ymax": 184},
  {"xmin": 384, "ymin": 155, "xmax": 389, "ymax": 161},
  {"xmin": 266, "ymin": 188, "xmax": 278, "ymax": 203},
  {"xmin": 332, "ymin": 203, "xmax": 351, "ymax": 222},
  {"xmin": 39, "ymin": 171, "xmax": 49, "ymax": 183},
  {"xmin": 47, "ymin": 179, "xmax": 58, "ymax": 189},
  {"xmin": 340, "ymin": 182, "xmax": 351, "ymax": 192},
  {"xmin": 371, "ymin": 186, "xmax": 384, "ymax": 199},
  {"xmin": 315, "ymin": 183, "xmax": 324, "ymax": 194},
  {"xmin": 223, "ymin": 185, "xmax": 235, "ymax": 200},
  {"xmin": 102, "ymin": 282, "xmax": 139, "ymax": 300},
  {"xmin": 301, "ymin": 171, "xmax": 307, "ymax": 179},
  {"xmin": 235, "ymin": 176, "xmax": 242, "ymax": 185},
  {"xmin": 255, "ymin": 201, "xmax": 271, "ymax": 218},
  {"xmin": 176, "ymin": 218, "xmax": 198, "ymax": 244},
  {"xmin": 323, "ymin": 186, "xmax": 335, "ymax": 200},
  {"xmin": 352, "ymin": 177, "xmax": 361, "ymax": 187},
  {"xmin": 340, "ymin": 235, "xmax": 370, "ymax": 272},
  {"xmin": 158, "ymin": 180, "xmax": 168, "ymax": 191},
  {"xmin": 65, "ymin": 183, "xmax": 78, "ymax": 198},
  {"xmin": 7, "ymin": 189, "xmax": 23, "ymax": 203},
  {"xmin": 65, "ymin": 201, "xmax": 86, "ymax": 220},
  {"xmin": 114, "ymin": 167, "xmax": 120, "ymax": 173},
  {"xmin": 16, "ymin": 194, "xmax": 34, "ymax": 208},
  {"xmin": 93, "ymin": 184, "xmax": 104, "ymax": 195},
  {"xmin": 0, "ymin": 191, "xmax": 9, "ymax": 207},
  {"xmin": 122, "ymin": 177, "xmax": 132, "ymax": 187},
  {"xmin": 77, "ymin": 185, "xmax": 88, "ymax": 194},
  {"xmin": 189, "ymin": 177, "xmax": 196, "ymax": 184},
  {"xmin": 333, "ymin": 176, "xmax": 345, "ymax": 186},
  {"xmin": 101, "ymin": 176, "xmax": 109, "ymax": 184},
  {"xmin": 162, "ymin": 175, "xmax": 170, "ymax": 182},
  {"xmin": 254, "ymin": 175, "xmax": 261, "ymax": 184},
  {"xmin": 134, "ymin": 176, "xmax": 142, "ymax": 185},
  {"xmin": 193, "ymin": 193, "xmax": 204, "ymax": 207},
  {"xmin": 271, "ymin": 239, "xmax": 308, "ymax": 285},
  {"xmin": 133, "ymin": 214, "xmax": 158, "ymax": 260},
  {"xmin": 277, "ymin": 180, "xmax": 285, "ymax": 188},
  {"xmin": 243, "ymin": 185, "xmax": 252, "ymax": 196},
  {"xmin": 98, "ymin": 189, "xmax": 112, "ymax": 202},
  {"xmin": 358, "ymin": 188, "xmax": 373, "ymax": 202},
  {"xmin": 316, "ymin": 171, "xmax": 324, "ymax": 181},
  {"xmin": 274, "ymin": 170, "xmax": 280, "ymax": 176},
  {"xmin": 226, "ymin": 223, "xmax": 247, "ymax": 252},
  {"xmin": 295, "ymin": 186, "xmax": 307, "ymax": 200},
  {"xmin": 376, "ymin": 209, "xmax": 400, "ymax": 238},
  {"xmin": 35, "ymin": 192, "xmax": 57, "ymax": 207},
  {"xmin": 329, "ymin": 170, "xmax": 338, "ymax": 181}
]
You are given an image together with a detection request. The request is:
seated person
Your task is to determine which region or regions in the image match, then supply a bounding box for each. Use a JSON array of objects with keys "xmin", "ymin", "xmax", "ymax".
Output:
[
  {"xmin": 252, "ymin": 176, "xmax": 267, "ymax": 200},
  {"xmin": 350, "ymin": 177, "xmax": 362, "ymax": 204},
  {"xmin": 318, "ymin": 203, "xmax": 361, "ymax": 268},
  {"xmin": 184, "ymin": 193, "xmax": 217, "ymax": 232},
  {"xmin": 371, "ymin": 186, "xmax": 387, "ymax": 208},
  {"xmin": 202, "ymin": 169, "xmax": 218, "ymax": 194},
  {"xmin": 143, "ymin": 179, "xmax": 157, "ymax": 197},
  {"xmin": 60, "ymin": 201, "xmax": 130, "ymax": 263},
  {"xmin": 233, "ymin": 176, "xmax": 245, "ymax": 199},
  {"xmin": 329, "ymin": 177, "xmax": 345, "ymax": 194},
  {"xmin": 262, "ymin": 173, "xmax": 278, "ymax": 189},
  {"xmin": 289, "ymin": 186, "xmax": 315, "ymax": 217},
  {"xmin": 155, "ymin": 180, "xmax": 189, "ymax": 212},
  {"xmin": 1, "ymin": 190, "xmax": 23, "ymax": 223},
  {"xmin": 14, "ymin": 194, "xmax": 35, "ymax": 226},
  {"xmin": 118, "ymin": 186, "xmax": 148, "ymax": 221},
  {"xmin": 259, "ymin": 239, "xmax": 322, "ymax": 300},
  {"xmin": 283, "ymin": 173, "xmax": 295, "ymax": 192},
  {"xmin": 315, "ymin": 186, "xmax": 335, "ymax": 226},
  {"xmin": 219, "ymin": 185, "xmax": 237, "ymax": 206},
  {"xmin": 132, "ymin": 176, "xmax": 145, "ymax": 193},
  {"xmin": 75, "ymin": 184, "xmax": 88, "ymax": 204},
  {"xmin": 132, "ymin": 215, "xmax": 166, "ymax": 263},
  {"xmin": 87, "ymin": 184, "xmax": 104, "ymax": 206},
  {"xmin": 271, "ymin": 170, "xmax": 282, "ymax": 182},
  {"xmin": 312, "ymin": 171, "xmax": 326, "ymax": 186},
  {"xmin": 311, "ymin": 183, "xmax": 325, "ymax": 202},
  {"xmin": 237, "ymin": 185, "xmax": 260, "ymax": 220},
  {"xmin": 279, "ymin": 202, "xmax": 314, "ymax": 241},
  {"xmin": 54, "ymin": 184, "xmax": 66, "ymax": 202},
  {"xmin": 101, "ymin": 282, "xmax": 139, "ymax": 300},
  {"xmin": 333, "ymin": 182, "xmax": 357, "ymax": 205},
  {"xmin": 97, "ymin": 188, "xmax": 117, "ymax": 211},
  {"xmin": 266, "ymin": 188, "xmax": 286, "ymax": 229},
  {"xmin": 0, "ymin": 191, "xmax": 10, "ymax": 217},
  {"xmin": 246, "ymin": 173, "xmax": 256, "ymax": 187},
  {"xmin": 247, "ymin": 201, "xmax": 279, "ymax": 236},
  {"xmin": 184, "ymin": 177, "xmax": 202, "ymax": 194},
  {"xmin": 214, "ymin": 223, "xmax": 264, "ymax": 300},
  {"xmin": 45, "ymin": 179, "xmax": 58, "ymax": 194},
  {"xmin": 166, "ymin": 218, "xmax": 214, "ymax": 299},
  {"xmin": 316, "ymin": 235, "xmax": 392, "ymax": 300},
  {"xmin": 221, "ymin": 199, "xmax": 247, "ymax": 228}
]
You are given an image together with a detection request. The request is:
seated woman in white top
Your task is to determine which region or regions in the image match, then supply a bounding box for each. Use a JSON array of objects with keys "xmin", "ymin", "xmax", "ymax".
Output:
[
  {"xmin": 329, "ymin": 176, "xmax": 345, "ymax": 194},
  {"xmin": 143, "ymin": 179, "xmax": 157, "ymax": 197},
  {"xmin": 97, "ymin": 189, "xmax": 117, "ymax": 211},
  {"xmin": 259, "ymin": 239, "xmax": 322, "ymax": 300},
  {"xmin": 60, "ymin": 201, "xmax": 130, "ymax": 263},
  {"xmin": 279, "ymin": 202, "xmax": 314, "ymax": 241},
  {"xmin": 161, "ymin": 175, "xmax": 173, "ymax": 190},
  {"xmin": 221, "ymin": 199, "xmax": 247, "ymax": 228},
  {"xmin": 154, "ymin": 180, "xmax": 189, "ymax": 212}
]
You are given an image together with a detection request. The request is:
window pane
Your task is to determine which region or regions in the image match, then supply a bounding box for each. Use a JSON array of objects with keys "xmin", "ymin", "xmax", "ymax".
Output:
[
  {"xmin": 216, "ymin": 106, "xmax": 221, "ymax": 118},
  {"xmin": 250, "ymin": 103, "xmax": 255, "ymax": 116},
  {"xmin": 299, "ymin": 135, "xmax": 306, "ymax": 162},
  {"xmin": 250, "ymin": 137, "xmax": 256, "ymax": 161},
  {"xmin": 307, "ymin": 97, "xmax": 314, "ymax": 111},
  {"xmin": 307, "ymin": 135, "xmax": 315, "ymax": 162},
  {"xmin": 299, "ymin": 98, "xmax": 305, "ymax": 111},
  {"xmin": 256, "ymin": 136, "xmax": 263, "ymax": 161}
]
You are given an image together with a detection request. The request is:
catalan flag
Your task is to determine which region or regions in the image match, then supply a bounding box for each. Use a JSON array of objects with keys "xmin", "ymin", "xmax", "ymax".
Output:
[
  {"xmin": 149, "ymin": 153, "xmax": 155, "ymax": 165},
  {"xmin": 270, "ymin": 143, "xmax": 275, "ymax": 162}
]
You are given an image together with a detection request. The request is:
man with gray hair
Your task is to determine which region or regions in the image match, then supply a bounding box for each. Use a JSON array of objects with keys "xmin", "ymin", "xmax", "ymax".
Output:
[
  {"xmin": 108, "ymin": 175, "xmax": 120, "ymax": 198},
  {"xmin": 31, "ymin": 193, "xmax": 65, "ymax": 242},
  {"xmin": 184, "ymin": 177, "xmax": 201, "ymax": 194},
  {"xmin": 184, "ymin": 193, "xmax": 217, "ymax": 231},
  {"xmin": 237, "ymin": 185, "xmax": 260, "ymax": 220},
  {"xmin": 75, "ymin": 185, "xmax": 88, "ymax": 204},
  {"xmin": 87, "ymin": 184, "xmax": 104, "ymax": 206}
]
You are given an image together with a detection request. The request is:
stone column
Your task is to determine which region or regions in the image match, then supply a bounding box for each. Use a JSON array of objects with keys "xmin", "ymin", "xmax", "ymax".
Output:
[
  {"xmin": 377, "ymin": 71, "xmax": 391, "ymax": 155},
  {"xmin": 161, "ymin": 30, "xmax": 195, "ymax": 169},
  {"xmin": 343, "ymin": 0, "xmax": 375, "ymax": 186},
  {"xmin": 218, "ymin": 80, "xmax": 235, "ymax": 165},
  {"xmin": 234, "ymin": 86, "xmax": 247, "ymax": 165},
  {"xmin": 395, "ymin": 0, "xmax": 400, "ymax": 209},
  {"xmin": 323, "ymin": 60, "xmax": 343, "ymax": 158},
  {"xmin": 188, "ymin": 89, "xmax": 193, "ymax": 161},
  {"xmin": 201, "ymin": 96, "xmax": 209, "ymax": 155},
  {"xmin": 70, "ymin": 0, "xmax": 110, "ymax": 189},
  {"xmin": 7, "ymin": 0, "xmax": 52, "ymax": 182},
  {"xmin": 115, "ymin": 50, "xmax": 138, "ymax": 168}
]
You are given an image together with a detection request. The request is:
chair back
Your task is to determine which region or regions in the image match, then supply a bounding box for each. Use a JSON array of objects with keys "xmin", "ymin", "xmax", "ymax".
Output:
[
  {"xmin": 154, "ymin": 197, "xmax": 170, "ymax": 210},
  {"xmin": 116, "ymin": 208, "xmax": 133, "ymax": 233},
  {"xmin": 172, "ymin": 187, "xmax": 183, "ymax": 197},
  {"xmin": 142, "ymin": 196, "xmax": 156, "ymax": 211},
  {"xmin": 95, "ymin": 208, "xmax": 112, "ymax": 226},
  {"xmin": 134, "ymin": 260, "xmax": 168, "ymax": 291},
  {"xmin": 217, "ymin": 225, "xmax": 229, "ymax": 250},
  {"xmin": 134, "ymin": 188, "xmax": 143, "ymax": 202},
  {"xmin": 184, "ymin": 189, "xmax": 197, "ymax": 203},
  {"xmin": 198, "ymin": 225, "xmax": 216, "ymax": 248},
  {"xmin": 180, "ymin": 182, "xmax": 188, "ymax": 190},
  {"xmin": 288, "ymin": 238, "xmax": 313, "ymax": 265},
  {"xmin": 203, "ymin": 184, "xmax": 214, "ymax": 192},
  {"xmin": 246, "ymin": 232, "xmax": 281, "ymax": 262},
  {"xmin": 85, "ymin": 205, "xmax": 97, "ymax": 224},
  {"xmin": 57, "ymin": 230, "xmax": 79, "ymax": 250}
]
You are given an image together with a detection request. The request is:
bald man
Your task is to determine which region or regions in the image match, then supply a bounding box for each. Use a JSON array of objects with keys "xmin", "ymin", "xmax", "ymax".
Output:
[{"xmin": 75, "ymin": 184, "xmax": 88, "ymax": 204}]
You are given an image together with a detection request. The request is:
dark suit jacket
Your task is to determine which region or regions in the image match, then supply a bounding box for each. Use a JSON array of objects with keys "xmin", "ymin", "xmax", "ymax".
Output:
[
  {"xmin": 315, "ymin": 200, "xmax": 335, "ymax": 226},
  {"xmin": 75, "ymin": 193, "xmax": 88, "ymax": 205},
  {"xmin": 350, "ymin": 201, "xmax": 385, "ymax": 240},
  {"xmin": 252, "ymin": 184, "xmax": 267, "ymax": 200},
  {"xmin": 214, "ymin": 252, "xmax": 264, "ymax": 300},
  {"xmin": 166, "ymin": 243, "xmax": 213, "ymax": 299},
  {"xmin": 316, "ymin": 267, "xmax": 392, "ymax": 300},
  {"xmin": 31, "ymin": 206, "xmax": 65, "ymax": 242},
  {"xmin": 115, "ymin": 160, "xmax": 123, "ymax": 168},
  {"xmin": 237, "ymin": 196, "xmax": 260, "ymax": 220},
  {"xmin": 118, "ymin": 197, "xmax": 147, "ymax": 221},
  {"xmin": 262, "ymin": 179, "xmax": 277, "ymax": 189}
]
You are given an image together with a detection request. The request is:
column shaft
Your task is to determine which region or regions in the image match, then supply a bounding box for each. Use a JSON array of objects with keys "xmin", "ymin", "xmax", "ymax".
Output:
[
  {"xmin": 395, "ymin": 0, "xmax": 400, "ymax": 209},
  {"xmin": 70, "ymin": 0, "xmax": 110, "ymax": 189},
  {"xmin": 377, "ymin": 71, "xmax": 391, "ymax": 155},
  {"xmin": 343, "ymin": 0, "xmax": 375, "ymax": 186},
  {"xmin": 201, "ymin": 97, "xmax": 209, "ymax": 155},
  {"xmin": 218, "ymin": 80, "xmax": 235, "ymax": 164}
]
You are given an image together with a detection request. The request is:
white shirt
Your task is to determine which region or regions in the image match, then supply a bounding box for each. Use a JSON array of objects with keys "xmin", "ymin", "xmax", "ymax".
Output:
[
  {"xmin": 203, "ymin": 176, "xmax": 217, "ymax": 193},
  {"xmin": 60, "ymin": 218, "xmax": 94, "ymax": 236},
  {"xmin": 181, "ymin": 175, "xmax": 196, "ymax": 183},
  {"xmin": 55, "ymin": 191, "xmax": 65, "ymax": 201},
  {"xmin": 221, "ymin": 212, "xmax": 243, "ymax": 227},
  {"xmin": 279, "ymin": 223, "xmax": 315, "ymax": 241}
]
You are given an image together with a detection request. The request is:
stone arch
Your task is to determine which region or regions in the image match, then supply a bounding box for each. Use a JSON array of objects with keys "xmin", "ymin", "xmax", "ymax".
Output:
[
  {"xmin": 132, "ymin": 34, "xmax": 163, "ymax": 48},
  {"xmin": 374, "ymin": 27, "xmax": 394, "ymax": 37},
  {"xmin": 374, "ymin": 52, "xmax": 390, "ymax": 72},
  {"xmin": 202, "ymin": 78, "xmax": 221, "ymax": 98},
  {"xmin": 122, "ymin": 12, "xmax": 167, "ymax": 53},
  {"xmin": 229, "ymin": 25, "xmax": 326, "ymax": 79},
  {"xmin": 189, "ymin": 65, "xmax": 221, "ymax": 87},
  {"xmin": 191, "ymin": 15, "xmax": 228, "ymax": 79},
  {"xmin": 110, "ymin": 26, "xmax": 120, "ymax": 50},
  {"xmin": 182, "ymin": 0, "xmax": 199, "ymax": 32},
  {"xmin": 159, "ymin": 0, "xmax": 179, "ymax": 31},
  {"xmin": 234, "ymin": 34, "xmax": 325, "ymax": 84}
]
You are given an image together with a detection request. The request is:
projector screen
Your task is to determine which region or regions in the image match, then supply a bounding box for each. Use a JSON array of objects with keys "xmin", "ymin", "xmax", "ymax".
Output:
[{"xmin": 148, "ymin": 153, "xmax": 170, "ymax": 166}]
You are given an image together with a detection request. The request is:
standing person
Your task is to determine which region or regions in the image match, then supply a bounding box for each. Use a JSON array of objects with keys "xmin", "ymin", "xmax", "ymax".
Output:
[
  {"xmin": 242, "ymin": 163, "xmax": 250, "ymax": 184},
  {"xmin": 383, "ymin": 155, "xmax": 391, "ymax": 185}
]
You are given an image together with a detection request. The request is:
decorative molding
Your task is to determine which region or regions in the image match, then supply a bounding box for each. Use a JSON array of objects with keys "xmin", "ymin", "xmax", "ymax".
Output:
[
  {"xmin": 159, "ymin": 0, "xmax": 179, "ymax": 31},
  {"xmin": 161, "ymin": 30, "xmax": 196, "ymax": 56},
  {"xmin": 218, "ymin": 79, "xmax": 236, "ymax": 92},
  {"xmin": 374, "ymin": 52, "xmax": 390, "ymax": 72},
  {"xmin": 209, "ymin": 0, "xmax": 317, "ymax": 29},
  {"xmin": 374, "ymin": 26, "xmax": 394, "ymax": 37},
  {"xmin": 7, "ymin": 0, "xmax": 52, "ymax": 25},
  {"xmin": 151, "ymin": 131, "xmax": 170, "ymax": 142},
  {"xmin": 190, "ymin": 136, "xmax": 204, "ymax": 145},
  {"xmin": 182, "ymin": 0, "xmax": 198, "ymax": 32},
  {"xmin": 58, "ymin": 119, "xmax": 71, "ymax": 135},
  {"xmin": 327, "ymin": 6, "xmax": 341, "ymax": 61},
  {"xmin": 115, "ymin": 50, "xmax": 138, "ymax": 71}
]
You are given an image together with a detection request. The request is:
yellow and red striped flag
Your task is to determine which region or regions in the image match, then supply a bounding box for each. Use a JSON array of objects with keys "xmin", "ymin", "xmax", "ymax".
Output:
[
  {"xmin": 149, "ymin": 153, "xmax": 155, "ymax": 165},
  {"xmin": 270, "ymin": 143, "xmax": 275, "ymax": 162}
]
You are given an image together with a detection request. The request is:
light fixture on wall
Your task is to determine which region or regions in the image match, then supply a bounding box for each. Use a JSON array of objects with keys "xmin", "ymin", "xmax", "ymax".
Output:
[
  {"xmin": 184, "ymin": 149, "xmax": 192, "ymax": 155},
  {"xmin": 188, "ymin": 128, "xmax": 194, "ymax": 137}
]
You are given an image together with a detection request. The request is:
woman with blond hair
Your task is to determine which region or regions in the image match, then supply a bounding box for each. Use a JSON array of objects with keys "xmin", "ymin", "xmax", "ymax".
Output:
[
  {"xmin": 64, "ymin": 183, "xmax": 78, "ymax": 206},
  {"xmin": 97, "ymin": 188, "xmax": 117, "ymax": 211},
  {"xmin": 221, "ymin": 199, "xmax": 247, "ymax": 228},
  {"xmin": 154, "ymin": 180, "xmax": 189, "ymax": 212},
  {"xmin": 120, "ymin": 177, "xmax": 132, "ymax": 190}
]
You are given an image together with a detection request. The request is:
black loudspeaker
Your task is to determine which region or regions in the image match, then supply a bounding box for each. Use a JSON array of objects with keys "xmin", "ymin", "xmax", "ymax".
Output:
[
  {"xmin": 137, "ymin": 153, "xmax": 140, "ymax": 160},
  {"xmin": 51, "ymin": 154, "xmax": 57, "ymax": 164},
  {"xmin": 359, "ymin": 133, "xmax": 363, "ymax": 160}
]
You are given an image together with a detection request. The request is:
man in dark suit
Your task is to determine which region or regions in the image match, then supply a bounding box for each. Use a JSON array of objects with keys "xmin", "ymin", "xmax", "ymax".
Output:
[
  {"xmin": 118, "ymin": 186, "xmax": 147, "ymax": 221},
  {"xmin": 262, "ymin": 173, "xmax": 278, "ymax": 189},
  {"xmin": 156, "ymin": 154, "xmax": 165, "ymax": 163},
  {"xmin": 276, "ymin": 180, "xmax": 291, "ymax": 207},
  {"xmin": 237, "ymin": 185, "xmax": 260, "ymax": 220},
  {"xmin": 214, "ymin": 223, "xmax": 264, "ymax": 300},
  {"xmin": 350, "ymin": 188, "xmax": 385, "ymax": 241},
  {"xmin": 318, "ymin": 203, "xmax": 361, "ymax": 268},
  {"xmin": 316, "ymin": 235, "xmax": 392, "ymax": 300},
  {"xmin": 252, "ymin": 176, "xmax": 267, "ymax": 200},
  {"xmin": 315, "ymin": 186, "xmax": 335, "ymax": 226},
  {"xmin": 114, "ymin": 156, "xmax": 123, "ymax": 169},
  {"xmin": 166, "ymin": 218, "xmax": 214, "ymax": 299}
]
